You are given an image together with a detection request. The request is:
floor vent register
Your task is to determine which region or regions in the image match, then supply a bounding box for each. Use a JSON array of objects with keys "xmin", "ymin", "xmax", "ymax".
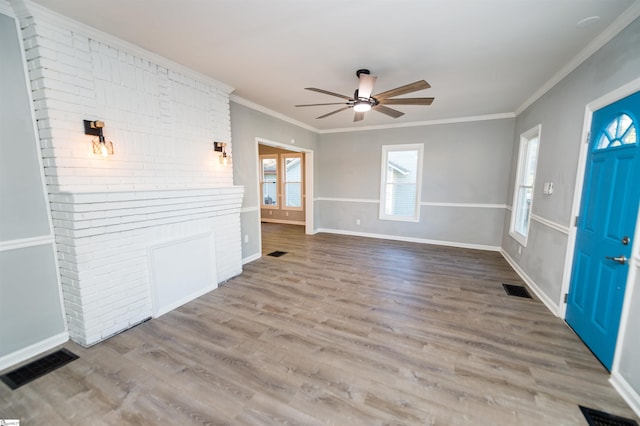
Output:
[
  {"xmin": 579, "ymin": 405, "xmax": 638, "ymax": 426},
  {"xmin": 267, "ymin": 251, "xmax": 288, "ymax": 257},
  {"xmin": 0, "ymin": 348, "xmax": 79, "ymax": 390},
  {"xmin": 502, "ymin": 283, "xmax": 532, "ymax": 299}
]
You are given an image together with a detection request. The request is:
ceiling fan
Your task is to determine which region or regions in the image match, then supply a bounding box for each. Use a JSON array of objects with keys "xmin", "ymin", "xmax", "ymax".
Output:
[{"xmin": 295, "ymin": 69, "xmax": 434, "ymax": 122}]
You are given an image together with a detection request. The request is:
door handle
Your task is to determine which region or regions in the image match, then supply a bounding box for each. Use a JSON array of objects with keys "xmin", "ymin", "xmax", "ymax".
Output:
[{"xmin": 605, "ymin": 255, "xmax": 627, "ymax": 265}]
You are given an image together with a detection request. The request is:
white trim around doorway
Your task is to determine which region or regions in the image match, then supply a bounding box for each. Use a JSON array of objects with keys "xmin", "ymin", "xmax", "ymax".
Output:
[
  {"xmin": 560, "ymin": 77, "xmax": 640, "ymax": 318},
  {"xmin": 254, "ymin": 137, "xmax": 315, "ymax": 257},
  {"xmin": 559, "ymin": 77, "xmax": 640, "ymax": 418}
]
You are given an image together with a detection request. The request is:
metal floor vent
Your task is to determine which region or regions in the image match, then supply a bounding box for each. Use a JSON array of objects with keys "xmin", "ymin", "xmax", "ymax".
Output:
[
  {"xmin": 267, "ymin": 251, "xmax": 288, "ymax": 257},
  {"xmin": 502, "ymin": 283, "xmax": 532, "ymax": 299},
  {"xmin": 580, "ymin": 406, "xmax": 638, "ymax": 426},
  {"xmin": 0, "ymin": 348, "xmax": 78, "ymax": 390}
]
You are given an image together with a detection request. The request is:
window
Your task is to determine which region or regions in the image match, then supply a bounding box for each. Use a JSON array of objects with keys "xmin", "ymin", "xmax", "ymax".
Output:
[
  {"xmin": 282, "ymin": 153, "xmax": 303, "ymax": 209},
  {"xmin": 379, "ymin": 144, "xmax": 423, "ymax": 222},
  {"xmin": 510, "ymin": 125, "xmax": 541, "ymax": 246},
  {"xmin": 260, "ymin": 155, "xmax": 278, "ymax": 207},
  {"xmin": 596, "ymin": 113, "xmax": 637, "ymax": 150}
]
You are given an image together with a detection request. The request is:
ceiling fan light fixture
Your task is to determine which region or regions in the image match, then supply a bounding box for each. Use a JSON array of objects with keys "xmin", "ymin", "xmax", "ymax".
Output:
[
  {"xmin": 296, "ymin": 70, "xmax": 434, "ymax": 121},
  {"xmin": 353, "ymin": 101, "xmax": 372, "ymax": 112}
]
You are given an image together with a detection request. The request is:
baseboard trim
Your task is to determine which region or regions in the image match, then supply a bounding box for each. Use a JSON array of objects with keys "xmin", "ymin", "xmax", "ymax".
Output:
[
  {"xmin": 610, "ymin": 371, "xmax": 640, "ymax": 419},
  {"xmin": 316, "ymin": 228, "xmax": 500, "ymax": 252},
  {"xmin": 242, "ymin": 252, "xmax": 261, "ymax": 265},
  {"xmin": 0, "ymin": 331, "xmax": 69, "ymax": 372},
  {"xmin": 261, "ymin": 219, "xmax": 305, "ymax": 225},
  {"xmin": 500, "ymin": 248, "xmax": 560, "ymax": 317}
]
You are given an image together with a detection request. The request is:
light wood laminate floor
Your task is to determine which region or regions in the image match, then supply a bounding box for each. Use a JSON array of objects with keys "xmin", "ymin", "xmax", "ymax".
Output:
[{"xmin": 1, "ymin": 223, "xmax": 638, "ymax": 425}]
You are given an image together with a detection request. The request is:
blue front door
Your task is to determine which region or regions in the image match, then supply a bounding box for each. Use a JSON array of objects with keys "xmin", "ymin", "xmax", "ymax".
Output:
[{"xmin": 566, "ymin": 91, "xmax": 640, "ymax": 371}]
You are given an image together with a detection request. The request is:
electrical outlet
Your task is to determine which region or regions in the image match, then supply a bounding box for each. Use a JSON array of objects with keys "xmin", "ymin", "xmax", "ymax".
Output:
[
  {"xmin": 285, "ymin": 211, "xmax": 289, "ymax": 216},
  {"xmin": 269, "ymin": 210, "xmax": 272, "ymax": 215},
  {"xmin": 244, "ymin": 234, "xmax": 249, "ymax": 243},
  {"xmin": 356, "ymin": 219, "xmax": 361, "ymax": 225}
]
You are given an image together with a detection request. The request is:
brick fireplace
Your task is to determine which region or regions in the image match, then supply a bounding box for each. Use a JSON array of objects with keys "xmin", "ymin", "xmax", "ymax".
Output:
[
  {"xmin": 14, "ymin": 2, "xmax": 244, "ymax": 346},
  {"xmin": 50, "ymin": 188, "xmax": 243, "ymax": 346}
]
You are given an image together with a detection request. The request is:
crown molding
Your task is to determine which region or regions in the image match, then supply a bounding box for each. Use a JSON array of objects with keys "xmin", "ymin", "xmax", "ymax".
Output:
[
  {"xmin": 10, "ymin": 0, "xmax": 234, "ymax": 94},
  {"xmin": 319, "ymin": 112, "xmax": 515, "ymax": 134},
  {"xmin": 515, "ymin": 0, "xmax": 640, "ymax": 115},
  {"xmin": 232, "ymin": 94, "xmax": 514, "ymax": 134},
  {"xmin": 230, "ymin": 95, "xmax": 319, "ymax": 133},
  {"xmin": 15, "ymin": 0, "xmax": 635, "ymax": 133}
]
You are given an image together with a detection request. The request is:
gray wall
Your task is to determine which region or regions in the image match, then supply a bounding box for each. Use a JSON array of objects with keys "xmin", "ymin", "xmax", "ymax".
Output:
[
  {"xmin": 0, "ymin": 11, "xmax": 66, "ymax": 363},
  {"xmin": 501, "ymin": 17, "xmax": 640, "ymax": 398},
  {"xmin": 230, "ymin": 101, "xmax": 318, "ymax": 261},
  {"xmin": 0, "ymin": 13, "xmax": 49, "ymax": 241},
  {"xmin": 232, "ymin": 16, "xmax": 640, "ymax": 407},
  {"xmin": 317, "ymin": 119, "xmax": 515, "ymax": 248},
  {"xmin": 0, "ymin": 246, "xmax": 64, "ymax": 355},
  {"xmin": 504, "ymin": 18, "xmax": 640, "ymax": 290}
]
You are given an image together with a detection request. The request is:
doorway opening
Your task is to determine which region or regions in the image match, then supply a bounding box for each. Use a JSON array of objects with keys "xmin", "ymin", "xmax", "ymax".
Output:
[
  {"xmin": 254, "ymin": 138, "xmax": 314, "ymax": 257},
  {"xmin": 259, "ymin": 144, "xmax": 306, "ymax": 226},
  {"xmin": 561, "ymin": 81, "xmax": 640, "ymax": 374}
]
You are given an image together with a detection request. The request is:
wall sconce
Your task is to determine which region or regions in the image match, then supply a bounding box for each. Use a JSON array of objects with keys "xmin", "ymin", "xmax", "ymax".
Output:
[
  {"xmin": 84, "ymin": 120, "xmax": 114, "ymax": 157},
  {"xmin": 214, "ymin": 141, "xmax": 232, "ymax": 165}
]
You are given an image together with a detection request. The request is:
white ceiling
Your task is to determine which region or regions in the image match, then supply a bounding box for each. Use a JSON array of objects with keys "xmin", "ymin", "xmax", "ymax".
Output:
[{"xmin": 30, "ymin": 0, "xmax": 639, "ymax": 131}]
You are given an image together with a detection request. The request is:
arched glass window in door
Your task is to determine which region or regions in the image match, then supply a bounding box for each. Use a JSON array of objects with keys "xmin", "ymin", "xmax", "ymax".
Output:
[{"xmin": 596, "ymin": 113, "xmax": 637, "ymax": 149}]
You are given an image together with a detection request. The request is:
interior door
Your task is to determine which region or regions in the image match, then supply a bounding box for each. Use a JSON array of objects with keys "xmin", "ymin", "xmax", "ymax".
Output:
[{"xmin": 566, "ymin": 91, "xmax": 640, "ymax": 370}]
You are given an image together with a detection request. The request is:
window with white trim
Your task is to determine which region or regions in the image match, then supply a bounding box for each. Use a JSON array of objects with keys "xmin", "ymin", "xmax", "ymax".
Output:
[
  {"xmin": 596, "ymin": 113, "xmax": 637, "ymax": 149},
  {"xmin": 260, "ymin": 155, "xmax": 278, "ymax": 208},
  {"xmin": 379, "ymin": 144, "xmax": 423, "ymax": 222},
  {"xmin": 510, "ymin": 125, "xmax": 541, "ymax": 246}
]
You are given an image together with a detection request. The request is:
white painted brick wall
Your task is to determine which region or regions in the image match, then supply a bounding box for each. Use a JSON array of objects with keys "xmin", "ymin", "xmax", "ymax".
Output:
[
  {"xmin": 50, "ymin": 187, "xmax": 244, "ymax": 346},
  {"xmin": 12, "ymin": 4, "xmax": 245, "ymax": 347},
  {"xmin": 18, "ymin": 11, "xmax": 234, "ymax": 193}
]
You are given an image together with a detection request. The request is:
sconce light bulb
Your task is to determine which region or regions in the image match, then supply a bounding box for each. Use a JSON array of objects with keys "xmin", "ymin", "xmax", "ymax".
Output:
[{"xmin": 86, "ymin": 120, "xmax": 114, "ymax": 157}]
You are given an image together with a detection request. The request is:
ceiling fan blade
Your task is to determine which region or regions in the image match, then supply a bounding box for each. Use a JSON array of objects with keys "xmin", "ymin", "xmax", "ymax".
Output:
[
  {"xmin": 353, "ymin": 111, "xmax": 365, "ymax": 122},
  {"xmin": 358, "ymin": 74, "xmax": 377, "ymax": 99},
  {"xmin": 374, "ymin": 80, "xmax": 431, "ymax": 100},
  {"xmin": 373, "ymin": 104, "xmax": 404, "ymax": 118},
  {"xmin": 295, "ymin": 102, "xmax": 350, "ymax": 107},
  {"xmin": 305, "ymin": 87, "xmax": 353, "ymax": 100},
  {"xmin": 378, "ymin": 97, "xmax": 435, "ymax": 106},
  {"xmin": 316, "ymin": 106, "xmax": 351, "ymax": 119}
]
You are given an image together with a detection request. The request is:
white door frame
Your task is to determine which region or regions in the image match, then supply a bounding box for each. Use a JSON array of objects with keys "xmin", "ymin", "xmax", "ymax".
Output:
[
  {"xmin": 559, "ymin": 77, "xmax": 640, "ymax": 375},
  {"xmin": 254, "ymin": 137, "xmax": 315, "ymax": 254}
]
